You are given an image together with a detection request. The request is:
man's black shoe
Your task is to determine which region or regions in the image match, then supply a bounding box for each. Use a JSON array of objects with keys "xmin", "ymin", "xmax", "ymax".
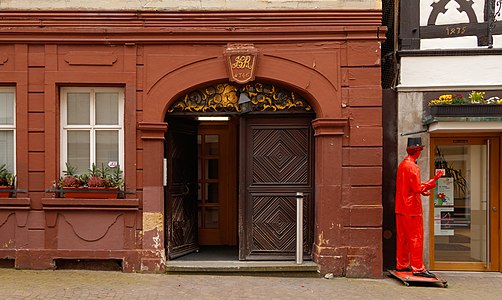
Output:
[
  {"xmin": 396, "ymin": 267, "xmax": 412, "ymax": 272},
  {"xmin": 412, "ymin": 270, "xmax": 436, "ymax": 278}
]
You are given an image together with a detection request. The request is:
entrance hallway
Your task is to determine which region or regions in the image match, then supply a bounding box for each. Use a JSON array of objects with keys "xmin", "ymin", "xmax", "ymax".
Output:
[
  {"xmin": 2, "ymin": 268, "xmax": 502, "ymax": 299},
  {"xmin": 174, "ymin": 246, "xmax": 239, "ymax": 261}
]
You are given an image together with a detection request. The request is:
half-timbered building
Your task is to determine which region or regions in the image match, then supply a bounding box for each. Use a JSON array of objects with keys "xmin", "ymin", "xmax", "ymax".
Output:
[{"xmin": 393, "ymin": 0, "xmax": 502, "ymax": 272}]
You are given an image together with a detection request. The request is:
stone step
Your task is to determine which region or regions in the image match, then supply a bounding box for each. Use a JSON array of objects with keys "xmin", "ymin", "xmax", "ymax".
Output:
[{"xmin": 165, "ymin": 260, "xmax": 319, "ymax": 274}]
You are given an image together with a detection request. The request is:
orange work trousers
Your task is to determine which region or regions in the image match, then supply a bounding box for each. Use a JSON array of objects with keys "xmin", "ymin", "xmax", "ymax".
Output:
[{"xmin": 396, "ymin": 213, "xmax": 426, "ymax": 272}]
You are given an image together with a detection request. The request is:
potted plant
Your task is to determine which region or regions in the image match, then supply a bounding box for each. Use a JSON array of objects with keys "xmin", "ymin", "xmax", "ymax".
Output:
[
  {"xmin": 0, "ymin": 164, "xmax": 15, "ymax": 198},
  {"xmin": 428, "ymin": 91, "xmax": 502, "ymax": 117},
  {"xmin": 58, "ymin": 163, "xmax": 124, "ymax": 199}
]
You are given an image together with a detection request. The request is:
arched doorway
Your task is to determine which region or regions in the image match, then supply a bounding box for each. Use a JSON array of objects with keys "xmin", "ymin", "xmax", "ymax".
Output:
[{"xmin": 164, "ymin": 82, "xmax": 316, "ymax": 261}]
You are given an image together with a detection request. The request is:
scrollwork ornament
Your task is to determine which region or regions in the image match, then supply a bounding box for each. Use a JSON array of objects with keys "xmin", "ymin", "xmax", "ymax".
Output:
[{"xmin": 168, "ymin": 83, "xmax": 311, "ymax": 113}]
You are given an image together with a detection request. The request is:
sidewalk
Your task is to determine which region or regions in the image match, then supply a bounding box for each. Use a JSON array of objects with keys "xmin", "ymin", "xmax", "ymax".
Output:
[{"xmin": 1, "ymin": 268, "xmax": 502, "ymax": 299}]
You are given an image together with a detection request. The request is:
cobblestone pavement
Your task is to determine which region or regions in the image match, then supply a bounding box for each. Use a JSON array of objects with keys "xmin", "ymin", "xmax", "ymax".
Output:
[{"xmin": 1, "ymin": 269, "xmax": 502, "ymax": 300}]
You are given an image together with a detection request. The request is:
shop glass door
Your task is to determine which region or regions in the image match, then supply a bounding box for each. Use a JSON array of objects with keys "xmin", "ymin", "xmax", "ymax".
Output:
[{"xmin": 430, "ymin": 137, "xmax": 499, "ymax": 271}]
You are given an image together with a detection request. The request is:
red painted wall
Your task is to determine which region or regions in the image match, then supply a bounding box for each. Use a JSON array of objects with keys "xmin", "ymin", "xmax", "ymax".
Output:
[{"xmin": 0, "ymin": 10, "xmax": 385, "ymax": 277}]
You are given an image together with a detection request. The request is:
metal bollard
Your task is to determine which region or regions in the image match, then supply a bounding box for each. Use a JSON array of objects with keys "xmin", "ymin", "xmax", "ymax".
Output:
[{"xmin": 296, "ymin": 191, "xmax": 304, "ymax": 265}]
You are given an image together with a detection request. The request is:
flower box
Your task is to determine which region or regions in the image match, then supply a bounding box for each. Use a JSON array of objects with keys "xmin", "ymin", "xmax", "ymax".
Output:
[
  {"xmin": 430, "ymin": 104, "xmax": 502, "ymax": 117},
  {"xmin": 0, "ymin": 186, "xmax": 13, "ymax": 198},
  {"xmin": 62, "ymin": 187, "xmax": 119, "ymax": 199},
  {"xmin": 57, "ymin": 163, "xmax": 124, "ymax": 199}
]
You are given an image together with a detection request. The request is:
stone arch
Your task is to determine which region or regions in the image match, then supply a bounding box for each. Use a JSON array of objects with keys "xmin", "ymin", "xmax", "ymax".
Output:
[
  {"xmin": 139, "ymin": 50, "xmax": 349, "ymax": 275},
  {"xmin": 144, "ymin": 54, "xmax": 341, "ymax": 122}
]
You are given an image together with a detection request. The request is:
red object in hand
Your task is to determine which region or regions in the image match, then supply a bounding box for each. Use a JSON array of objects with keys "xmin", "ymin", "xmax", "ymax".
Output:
[
  {"xmin": 420, "ymin": 169, "xmax": 444, "ymax": 193},
  {"xmin": 434, "ymin": 169, "xmax": 445, "ymax": 180}
]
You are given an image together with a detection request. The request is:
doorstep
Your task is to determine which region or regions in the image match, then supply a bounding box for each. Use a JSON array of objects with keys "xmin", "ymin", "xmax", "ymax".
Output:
[{"xmin": 165, "ymin": 260, "xmax": 319, "ymax": 274}]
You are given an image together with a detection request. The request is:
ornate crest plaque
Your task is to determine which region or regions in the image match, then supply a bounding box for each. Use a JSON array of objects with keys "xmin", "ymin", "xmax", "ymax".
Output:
[{"xmin": 224, "ymin": 43, "xmax": 258, "ymax": 84}]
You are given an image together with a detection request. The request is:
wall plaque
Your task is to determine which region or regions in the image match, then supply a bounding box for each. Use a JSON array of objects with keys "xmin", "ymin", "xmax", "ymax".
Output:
[{"xmin": 224, "ymin": 43, "xmax": 258, "ymax": 84}]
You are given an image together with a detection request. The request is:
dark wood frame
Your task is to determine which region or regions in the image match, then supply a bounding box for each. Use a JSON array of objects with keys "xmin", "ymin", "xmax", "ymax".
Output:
[
  {"xmin": 399, "ymin": 0, "xmax": 421, "ymax": 49},
  {"xmin": 400, "ymin": 0, "xmax": 502, "ymax": 49}
]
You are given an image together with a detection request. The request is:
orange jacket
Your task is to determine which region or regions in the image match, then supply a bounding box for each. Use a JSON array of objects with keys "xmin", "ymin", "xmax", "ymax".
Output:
[{"xmin": 395, "ymin": 156, "xmax": 423, "ymax": 216}]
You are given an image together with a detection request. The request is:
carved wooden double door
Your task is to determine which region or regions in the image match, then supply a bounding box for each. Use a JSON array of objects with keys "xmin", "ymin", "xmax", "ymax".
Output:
[{"xmin": 165, "ymin": 115, "xmax": 314, "ymax": 260}]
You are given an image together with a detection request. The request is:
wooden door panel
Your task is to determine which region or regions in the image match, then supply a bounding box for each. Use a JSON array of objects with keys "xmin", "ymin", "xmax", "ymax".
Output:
[
  {"xmin": 241, "ymin": 116, "xmax": 314, "ymax": 260},
  {"xmin": 251, "ymin": 193, "xmax": 313, "ymax": 256},
  {"xmin": 252, "ymin": 128, "xmax": 309, "ymax": 184},
  {"xmin": 171, "ymin": 195, "xmax": 198, "ymax": 254},
  {"xmin": 165, "ymin": 118, "xmax": 198, "ymax": 259}
]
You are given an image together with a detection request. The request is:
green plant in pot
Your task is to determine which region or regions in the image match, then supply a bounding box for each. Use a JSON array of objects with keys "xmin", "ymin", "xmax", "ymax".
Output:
[
  {"xmin": 86, "ymin": 163, "xmax": 123, "ymax": 189},
  {"xmin": 58, "ymin": 163, "xmax": 123, "ymax": 199},
  {"xmin": 468, "ymin": 91, "xmax": 486, "ymax": 104},
  {"xmin": 0, "ymin": 164, "xmax": 16, "ymax": 198},
  {"xmin": 57, "ymin": 162, "xmax": 82, "ymax": 188}
]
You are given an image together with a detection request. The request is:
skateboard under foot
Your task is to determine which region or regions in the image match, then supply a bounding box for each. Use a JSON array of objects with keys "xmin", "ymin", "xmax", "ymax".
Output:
[{"xmin": 388, "ymin": 270, "xmax": 448, "ymax": 288}]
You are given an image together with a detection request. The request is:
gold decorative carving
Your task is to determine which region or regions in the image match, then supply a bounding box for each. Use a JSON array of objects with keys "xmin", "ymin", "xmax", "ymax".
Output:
[
  {"xmin": 169, "ymin": 84, "xmax": 240, "ymax": 113},
  {"xmin": 168, "ymin": 82, "xmax": 311, "ymax": 113}
]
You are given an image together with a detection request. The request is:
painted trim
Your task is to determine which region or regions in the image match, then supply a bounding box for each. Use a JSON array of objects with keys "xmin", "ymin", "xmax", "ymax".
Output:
[
  {"xmin": 399, "ymin": 55, "xmax": 502, "ymax": 89},
  {"xmin": 0, "ymin": 87, "xmax": 15, "ymax": 175},
  {"xmin": 137, "ymin": 122, "xmax": 168, "ymax": 140},
  {"xmin": 0, "ymin": 1, "xmax": 381, "ymax": 10},
  {"xmin": 399, "ymin": 49, "xmax": 502, "ymax": 57},
  {"xmin": 60, "ymin": 87, "xmax": 125, "ymax": 176},
  {"xmin": 397, "ymin": 86, "xmax": 502, "ymax": 92},
  {"xmin": 428, "ymin": 121, "xmax": 502, "ymax": 132},
  {"xmin": 0, "ymin": 10, "xmax": 384, "ymax": 44},
  {"xmin": 311, "ymin": 118, "xmax": 347, "ymax": 136}
]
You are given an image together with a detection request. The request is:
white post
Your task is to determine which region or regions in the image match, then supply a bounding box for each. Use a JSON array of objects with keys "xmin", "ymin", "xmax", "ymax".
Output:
[
  {"xmin": 163, "ymin": 158, "xmax": 167, "ymax": 186},
  {"xmin": 296, "ymin": 192, "xmax": 304, "ymax": 265}
]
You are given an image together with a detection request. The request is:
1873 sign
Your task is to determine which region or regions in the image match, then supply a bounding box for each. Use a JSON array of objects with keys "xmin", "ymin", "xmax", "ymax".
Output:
[{"xmin": 224, "ymin": 44, "xmax": 258, "ymax": 84}]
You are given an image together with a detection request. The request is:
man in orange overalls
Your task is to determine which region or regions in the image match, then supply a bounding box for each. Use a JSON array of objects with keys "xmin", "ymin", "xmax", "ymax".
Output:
[{"xmin": 395, "ymin": 137, "xmax": 444, "ymax": 278}]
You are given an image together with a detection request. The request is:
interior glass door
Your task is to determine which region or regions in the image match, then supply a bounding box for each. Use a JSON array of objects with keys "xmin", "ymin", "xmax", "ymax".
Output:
[
  {"xmin": 197, "ymin": 120, "xmax": 237, "ymax": 246},
  {"xmin": 431, "ymin": 137, "xmax": 499, "ymax": 271}
]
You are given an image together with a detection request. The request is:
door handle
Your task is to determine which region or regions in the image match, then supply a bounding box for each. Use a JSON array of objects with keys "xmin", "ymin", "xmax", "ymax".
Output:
[{"xmin": 493, "ymin": 207, "xmax": 497, "ymax": 212}]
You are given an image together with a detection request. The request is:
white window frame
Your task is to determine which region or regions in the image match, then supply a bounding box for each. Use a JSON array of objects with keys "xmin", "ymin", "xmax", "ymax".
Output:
[
  {"xmin": 60, "ymin": 87, "xmax": 124, "ymax": 175},
  {"xmin": 0, "ymin": 87, "xmax": 16, "ymax": 174}
]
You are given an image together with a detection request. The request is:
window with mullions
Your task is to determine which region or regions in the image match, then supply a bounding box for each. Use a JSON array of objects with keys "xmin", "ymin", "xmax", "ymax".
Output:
[
  {"xmin": 60, "ymin": 87, "xmax": 124, "ymax": 175},
  {"xmin": 0, "ymin": 88, "xmax": 15, "ymax": 173}
]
